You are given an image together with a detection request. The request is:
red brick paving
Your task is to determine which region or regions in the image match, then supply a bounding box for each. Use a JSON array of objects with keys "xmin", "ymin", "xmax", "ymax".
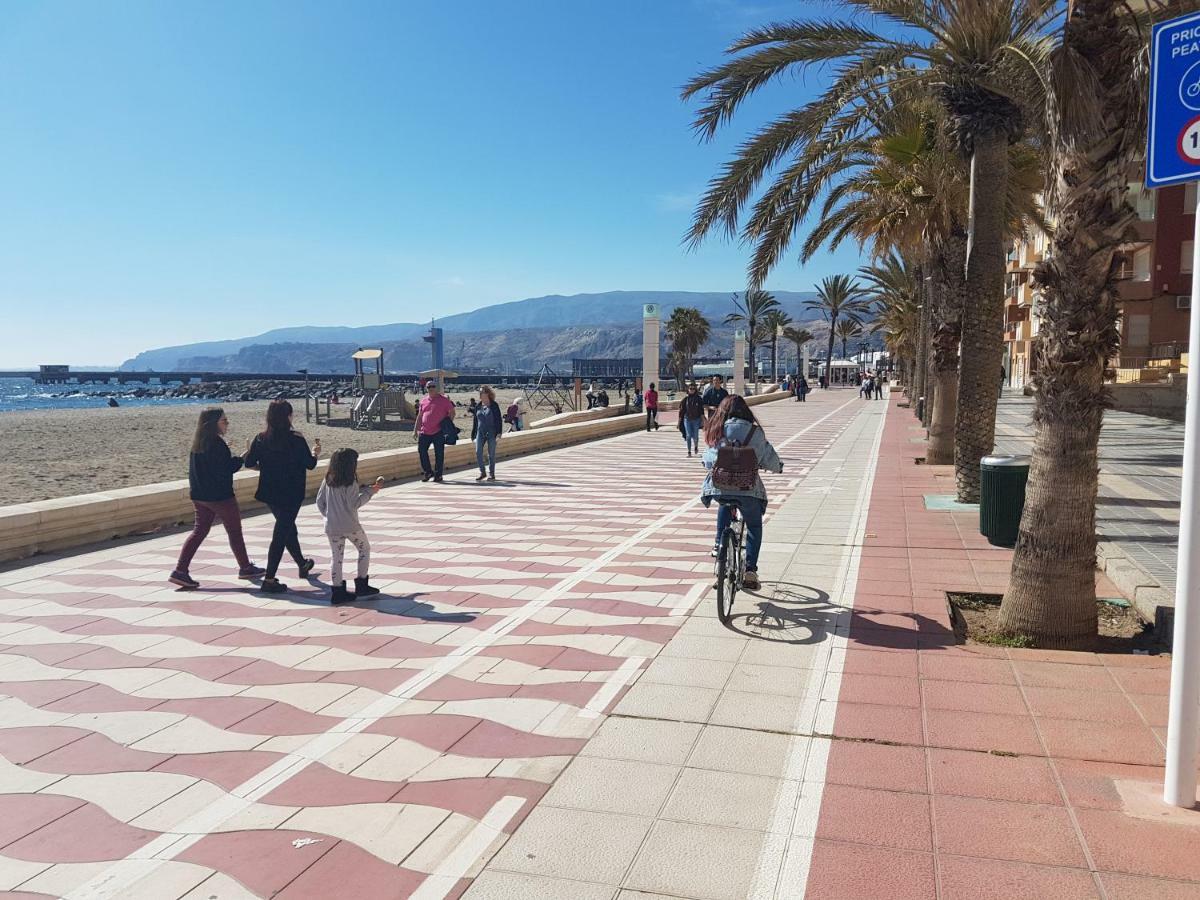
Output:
[{"xmin": 806, "ymin": 396, "xmax": 1198, "ymax": 898}]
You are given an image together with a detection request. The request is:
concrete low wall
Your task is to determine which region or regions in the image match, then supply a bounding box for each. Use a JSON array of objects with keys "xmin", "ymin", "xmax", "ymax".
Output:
[
  {"xmin": 1108, "ymin": 380, "xmax": 1185, "ymax": 422},
  {"xmin": 0, "ymin": 393, "xmax": 788, "ymax": 563}
]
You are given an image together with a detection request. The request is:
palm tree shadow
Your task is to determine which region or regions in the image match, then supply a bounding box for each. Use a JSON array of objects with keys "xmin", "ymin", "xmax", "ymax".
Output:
[{"xmin": 723, "ymin": 581, "xmax": 840, "ymax": 644}]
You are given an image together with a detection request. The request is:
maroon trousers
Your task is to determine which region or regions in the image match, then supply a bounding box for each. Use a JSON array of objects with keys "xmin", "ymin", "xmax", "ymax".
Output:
[{"xmin": 176, "ymin": 499, "xmax": 251, "ymax": 573}]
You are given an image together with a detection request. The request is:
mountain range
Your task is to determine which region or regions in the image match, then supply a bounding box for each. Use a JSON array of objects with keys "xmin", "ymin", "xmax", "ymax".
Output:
[{"xmin": 121, "ymin": 290, "xmax": 879, "ymax": 374}]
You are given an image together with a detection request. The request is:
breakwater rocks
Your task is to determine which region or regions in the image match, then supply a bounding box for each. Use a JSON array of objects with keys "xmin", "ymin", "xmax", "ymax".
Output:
[{"xmin": 57, "ymin": 380, "xmax": 362, "ymax": 405}]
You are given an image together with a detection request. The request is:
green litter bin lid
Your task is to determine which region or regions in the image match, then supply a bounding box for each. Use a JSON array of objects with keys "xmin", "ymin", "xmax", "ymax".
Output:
[{"xmin": 981, "ymin": 454, "xmax": 1030, "ymax": 467}]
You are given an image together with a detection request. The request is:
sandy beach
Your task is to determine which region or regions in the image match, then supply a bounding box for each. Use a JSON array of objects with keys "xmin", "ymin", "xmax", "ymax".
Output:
[{"xmin": 1, "ymin": 390, "xmax": 553, "ymax": 506}]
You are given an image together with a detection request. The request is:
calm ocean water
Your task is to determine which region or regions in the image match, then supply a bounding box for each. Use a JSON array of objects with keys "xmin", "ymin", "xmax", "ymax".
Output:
[{"xmin": 0, "ymin": 377, "xmax": 207, "ymax": 413}]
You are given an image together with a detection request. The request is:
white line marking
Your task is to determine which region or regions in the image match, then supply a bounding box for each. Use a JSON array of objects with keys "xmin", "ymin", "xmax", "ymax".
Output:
[
  {"xmin": 581, "ymin": 656, "xmax": 645, "ymax": 718},
  {"xmin": 671, "ymin": 580, "xmax": 709, "ymax": 616},
  {"xmin": 408, "ymin": 796, "xmax": 527, "ymax": 900}
]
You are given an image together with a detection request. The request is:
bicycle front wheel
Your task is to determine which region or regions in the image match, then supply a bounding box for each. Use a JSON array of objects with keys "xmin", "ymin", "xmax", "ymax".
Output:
[{"xmin": 715, "ymin": 527, "xmax": 738, "ymax": 625}]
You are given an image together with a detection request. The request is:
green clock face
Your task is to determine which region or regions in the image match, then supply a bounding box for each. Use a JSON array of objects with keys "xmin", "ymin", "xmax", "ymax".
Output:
[{"xmin": 643, "ymin": 304, "xmax": 660, "ymax": 318}]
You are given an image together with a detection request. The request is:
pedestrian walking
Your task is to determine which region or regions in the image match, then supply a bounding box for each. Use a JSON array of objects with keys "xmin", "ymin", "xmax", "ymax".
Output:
[
  {"xmin": 701, "ymin": 375, "xmax": 729, "ymax": 418},
  {"xmin": 472, "ymin": 385, "xmax": 503, "ymax": 481},
  {"xmin": 245, "ymin": 400, "xmax": 320, "ymax": 594},
  {"xmin": 701, "ymin": 396, "xmax": 784, "ymax": 592},
  {"xmin": 819, "ymin": 374, "xmax": 827, "ymax": 390},
  {"xmin": 645, "ymin": 383, "xmax": 660, "ymax": 431},
  {"xmin": 874, "ymin": 375, "xmax": 884, "ymax": 400},
  {"xmin": 795, "ymin": 375, "xmax": 809, "ymax": 402},
  {"xmin": 316, "ymin": 448, "xmax": 382, "ymax": 604},
  {"xmin": 679, "ymin": 381, "xmax": 705, "ymax": 456},
  {"xmin": 169, "ymin": 408, "xmax": 264, "ymax": 590},
  {"xmin": 414, "ymin": 380, "xmax": 456, "ymax": 482}
]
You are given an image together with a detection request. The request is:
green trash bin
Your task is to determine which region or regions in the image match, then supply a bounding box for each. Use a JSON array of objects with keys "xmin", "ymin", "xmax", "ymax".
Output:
[{"xmin": 979, "ymin": 454, "xmax": 1030, "ymax": 548}]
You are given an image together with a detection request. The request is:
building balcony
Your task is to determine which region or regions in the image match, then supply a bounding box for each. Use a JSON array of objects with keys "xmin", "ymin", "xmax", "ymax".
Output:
[{"xmin": 1116, "ymin": 278, "xmax": 1153, "ymax": 301}]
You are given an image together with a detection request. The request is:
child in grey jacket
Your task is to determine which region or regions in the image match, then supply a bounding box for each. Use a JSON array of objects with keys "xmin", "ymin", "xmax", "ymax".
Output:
[{"xmin": 316, "ymin": 448, "xmax": 383, "ymax": 604}]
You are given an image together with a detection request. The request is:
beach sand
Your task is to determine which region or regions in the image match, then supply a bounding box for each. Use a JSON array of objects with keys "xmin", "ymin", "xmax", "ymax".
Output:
[{"xmin": 1, "ymin": 390, "xmax": 553, "ymax": 506}]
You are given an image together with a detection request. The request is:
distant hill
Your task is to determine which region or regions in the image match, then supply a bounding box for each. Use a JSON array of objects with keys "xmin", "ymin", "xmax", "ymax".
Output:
[{"xmin": 121, "ymin": 290, "xmax": 834, "ymax": 373}]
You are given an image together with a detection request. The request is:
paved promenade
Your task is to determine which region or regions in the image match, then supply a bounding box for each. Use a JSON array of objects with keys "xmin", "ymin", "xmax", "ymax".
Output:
[{"xmin": 0, "ymin": 391, "xmax": 1195, "ymax": 899}]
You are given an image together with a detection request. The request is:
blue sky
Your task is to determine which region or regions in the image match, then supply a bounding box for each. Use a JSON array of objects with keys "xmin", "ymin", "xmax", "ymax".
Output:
[{"xmin": 0, "ymin": 0, "xmax": 867, "ymax": 366}]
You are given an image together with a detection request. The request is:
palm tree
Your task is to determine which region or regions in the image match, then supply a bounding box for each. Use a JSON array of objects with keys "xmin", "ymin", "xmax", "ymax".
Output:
[
  {"xmin": 664, "ymin": 306, "xmax": 712, "ymax": 380},
  {"xmin": 783, "ymin": 325, "xmax": 815, "ymax": 378},
  {"xmin": 836, "ymin": 319, "xmax": 864, "ymax": 360},
  {"xmin": 682, "ymin": 0, "xmax": 1059, "ymax": 500},
  {"xmin": 806, "ymin": 275, "xmax": 871, "ymax": 386},
  {"xmin": 762, "ymin": 309, "xmax": 792, "ymax": 381},
  {"xmin": 724, "ymin": 289, "xmax": 779, "ymax": 389},
  {"xmin": 998, "ymin": 1, "xmax": 1150, "ymax": 646},
  {"xmin": 860, "ymin": 253, "xmax": 919, "ymax": 390}
]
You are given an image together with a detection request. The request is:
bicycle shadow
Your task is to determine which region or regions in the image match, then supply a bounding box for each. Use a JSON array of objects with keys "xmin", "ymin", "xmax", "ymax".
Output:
[{"xmin": 723, "ymin": 581, "xmax": 841, "ymax": 645}]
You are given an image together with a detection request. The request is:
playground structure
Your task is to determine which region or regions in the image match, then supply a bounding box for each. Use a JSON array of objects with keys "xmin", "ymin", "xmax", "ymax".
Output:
[
  {"xmin": 523, "ymin": 364, "xmax": 576, "ymax": 414},
  {"xmin": 347, "ymin": 348, "xmax": 415, "ymax": 429}
]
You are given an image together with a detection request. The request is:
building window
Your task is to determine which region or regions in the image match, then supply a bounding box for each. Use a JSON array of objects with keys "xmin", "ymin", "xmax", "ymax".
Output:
[
  {"xmin": 1133, "ymin": 246, "xmax": 1152, "ymax": 281},
  {"xmin": 1129, "ymin": 182, "xmax": 1156, "ymax": 220},
  {"xmin": 1183, "ymin": 240, "xmax": 1195, "ymax": 275},
  {"xmin": 1126, "ymin": 313, "xmax": 1150, "ymax": 350}
]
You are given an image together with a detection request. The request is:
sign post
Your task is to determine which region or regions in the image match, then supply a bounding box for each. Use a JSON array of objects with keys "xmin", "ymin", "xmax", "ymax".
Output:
[{"xmin": 1150, "ymin": 11, "xmax": 1200, "ymax": 809}]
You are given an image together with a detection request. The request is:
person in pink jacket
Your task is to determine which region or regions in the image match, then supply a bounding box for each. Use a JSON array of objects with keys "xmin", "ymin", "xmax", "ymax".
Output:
[
  {"xmin": 644, "ymin": 383, "xmax": 660, "ymax": 432},
  {"xmin": 413, "ymin": 381, "xmax": 456, "ymax": 482}
]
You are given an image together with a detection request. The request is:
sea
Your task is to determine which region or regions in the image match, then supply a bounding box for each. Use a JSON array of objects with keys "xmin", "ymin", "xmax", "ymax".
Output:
[{"xmin": 0, "ymin": 377, "xmax": 207, "ymax": 413}]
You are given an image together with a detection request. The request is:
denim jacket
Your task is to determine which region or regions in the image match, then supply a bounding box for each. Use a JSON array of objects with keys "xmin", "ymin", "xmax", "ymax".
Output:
[{"xmin": 700, "ymin": 417, "xmax": 783, "ymax": 507}]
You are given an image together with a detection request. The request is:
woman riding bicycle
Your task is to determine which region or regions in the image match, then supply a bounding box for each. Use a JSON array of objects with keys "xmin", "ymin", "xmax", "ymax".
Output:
[{"xmin": 700, "ymin": 395, "xmax": 783, "ymax": 591}]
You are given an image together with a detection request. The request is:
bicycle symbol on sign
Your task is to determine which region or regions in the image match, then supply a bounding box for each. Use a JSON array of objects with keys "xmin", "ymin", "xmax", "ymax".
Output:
[{"xmin": 1181, "ymin": 61, "xmax": 1200, "ymax": 112}]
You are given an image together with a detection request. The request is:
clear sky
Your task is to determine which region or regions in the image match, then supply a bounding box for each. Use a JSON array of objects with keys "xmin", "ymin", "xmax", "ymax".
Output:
[{"xmin": 0, "ymin": 0, "xmax": 868, "ymax": 367}]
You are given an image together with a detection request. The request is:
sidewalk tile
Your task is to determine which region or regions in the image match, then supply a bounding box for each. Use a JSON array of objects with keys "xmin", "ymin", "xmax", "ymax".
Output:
[
  {"xmin": 924, "ymin": 709, "xmax": 1044, "ymax": 756},
  {"xmin": 815, "ymin": 784, "xmax": 932, "ymax": 852},
  {"xmin": 624, "ymin": 820, "xmax": 768, "ymax": 900},
  {"xmin": 612, "ymin": 682, "xmax": 718, "ymax": 722},
  {"xmin": 1037, "ymin": 718, "xmax": 1164, "ymax": 766},
  {"xmin": 487, "ymin": 807, "xmax": 650, "ymax": 884},
  {"xmin": 579, "ymin": 718, "xmax": 700, "ymax": 767},
  {"xmin": 804, "ymin": 841, "xmax": 936, "ymax": 900},
  {"xmin": 662, "ymin": 767, "xmax": 793, "ymax": 832},
  {"xmin": 687, "ymin": 725, "xmax": 803, "ymax": 778},
  {"xmin": 920, "ymin": 654, "xmax": 1016, "ymax": 685},
  {"xmin": 1024, "ymin": 686, "xmax": 1143, "ymax": 724},
  {"xmin": 824, "ymin": 700, "xmax": 924, "ymax": 745},
  {"xmin": 1014, "ymin": 661, "xmax": 1120, "ymax": 692},
  {"xmin": 826, "ymin": 673, "xmax": 920, "ymax": 707},
  {"xmin": 920, "ymin": 679, "xmax": 1027, "ymax": 716},
  {"xmin": 710, "ymin": 690, "xmax": 803, "ymax": 732},
  {"xmin": 466, "ymin": 871, "xmax": 616, "ymax": 899},
  {"xmin": 933, "ymin": 795, "xmax": 1088, "ymax": 867},
  {"xmin": 937, "ymin": 855, "xmax": 1100, "ymax": 900},
  {"xmin": 820, "ymin": 740, "xmax": 928, "ymax": 793},
  {"xmin": 1101, "ymin": 873, "xmax": 1200, "ymax": 899},
  {"xmin": 543, "ymin": 757, "xmax": 679, "ymax": 818},
  {"xmin": 1075, "ymin": 808, "xmax": 1200, "ymax": 882},
  {"xmin": 929, "ymin": 748, "xmax": 1061, "ymax": 805}
]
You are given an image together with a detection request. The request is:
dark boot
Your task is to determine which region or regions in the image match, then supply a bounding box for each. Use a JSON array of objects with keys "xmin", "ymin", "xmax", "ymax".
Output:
[
  {"xmin": 354, "ymin": 576, "xmax": 380, "ymax": 598},
  {"xmin": 330, "ymin": 581, "xmax": 355, "ymax": 605}
]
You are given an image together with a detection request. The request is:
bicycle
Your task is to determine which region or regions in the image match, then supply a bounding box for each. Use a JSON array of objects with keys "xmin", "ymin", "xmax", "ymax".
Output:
[{"xmin": 714, "ymin": 500, "xmax": 745, "ymax": 625}]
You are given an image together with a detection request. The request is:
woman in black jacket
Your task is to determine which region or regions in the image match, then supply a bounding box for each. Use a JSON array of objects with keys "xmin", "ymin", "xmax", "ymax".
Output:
[
  {"xmin": 471, "ymin": 385, "xmax": 503, "ymax": 482},
  {"xmin": 245, "ymin": 400, "xmax": 321, "ymax": 593},
  {"xmin": 170, "ymin": 408, "xmax": 264, "ymax": 590}
]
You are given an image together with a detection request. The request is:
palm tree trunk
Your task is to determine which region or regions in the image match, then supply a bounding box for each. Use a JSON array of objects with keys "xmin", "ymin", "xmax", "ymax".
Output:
[
  {"xmin": 912, "ymin": 265, "xmax": 928, "ymax": 416},
  {"xmin": 825, "ymin": 320, "xmax": 837, "ymax": 388},
  {"xmin": 954, "ymin": 134, "xmax": 1010, "ymax": 502},
  {"xmin": 999, "ymin": 0, "xmax": 1134, "ymax": 646},
  {"xmin": 927, "ymin": 234, "xmax": 966, "ymax": 465}
]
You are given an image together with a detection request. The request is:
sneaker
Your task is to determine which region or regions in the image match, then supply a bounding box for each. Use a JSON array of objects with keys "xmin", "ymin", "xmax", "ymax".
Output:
[
  {"xmin": 743, "ymin": 571, "xmax": 761, "ymax": 590},
  {"xmin": 476, "ymin": 471, "xmax": 487, "ymax": 481},
  {"xmin": 433, "ymin": 475, "xmax": 444, "ymax": 483},
  {"xmin": 710, "ymin": 546, "xmax": 720, "ymax": 559},
  {"xmin": 169, "ymin": 570, "xmax": 199, "ymax": 590},
  {"xmin": 421, "ymin": 473, "xmax": 432, "ymax": 482},
  {"xmin": 238, "ymin": 565, "xmax": 265, "ymax": 580},
  {"xmin": 260, "ymin": 578, "xmax": 288, "ymax": 594},
  {"xmin": 687, "ymin": 451, "xmax": 692, "ymax": 458},
  {"xmin": 298, "ymin": 558, "xmax": 316, "ymax": 578},
  {"xmin": 487, "ymin": 474, "xmax": 496, "ymax": 481}
]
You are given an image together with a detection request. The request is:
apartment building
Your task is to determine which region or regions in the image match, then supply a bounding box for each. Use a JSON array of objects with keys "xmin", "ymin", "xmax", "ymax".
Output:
[{"xmin": 1003, "ymin": 180, "xmax": 1193, "ymax": 388}]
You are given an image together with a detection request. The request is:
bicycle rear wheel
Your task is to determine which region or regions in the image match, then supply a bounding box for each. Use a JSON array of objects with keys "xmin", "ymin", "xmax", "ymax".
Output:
[{"xmin": 715, "ymin": 527, "xmax": 738, "ymax": 625}]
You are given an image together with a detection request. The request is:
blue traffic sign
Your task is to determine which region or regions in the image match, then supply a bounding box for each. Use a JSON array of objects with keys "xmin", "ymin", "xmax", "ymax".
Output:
[{"xmin": 1148, "ymin": 12, "xmax": 1200, "ymax": 187}]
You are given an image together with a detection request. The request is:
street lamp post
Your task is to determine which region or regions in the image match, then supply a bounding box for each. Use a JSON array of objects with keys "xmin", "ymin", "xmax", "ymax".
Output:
[{"xmin": 298, "ymin": 369, "xmax": 310, "ymax": 422}]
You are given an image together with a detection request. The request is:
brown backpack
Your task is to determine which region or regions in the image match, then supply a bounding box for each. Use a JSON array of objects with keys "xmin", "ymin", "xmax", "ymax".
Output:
[{"xmin": 712, "ymin": 424, "xmax": 759, "ymax": 491}]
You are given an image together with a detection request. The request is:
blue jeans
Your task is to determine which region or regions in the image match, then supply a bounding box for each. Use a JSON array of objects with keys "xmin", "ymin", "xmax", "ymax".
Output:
[
  {"xmin": 682, "ymin": 417, "xmax": 701, "ymax": 452},
  {"xmin": 715, "ymin": 497, "xmax": 766, "ymax": 571},
  {"xmin": 475, "ymin": 431, "xmax": 497, "ymax": 475}
]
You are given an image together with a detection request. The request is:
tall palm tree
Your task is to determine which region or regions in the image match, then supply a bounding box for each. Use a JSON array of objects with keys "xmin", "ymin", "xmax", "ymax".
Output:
[
  {"xmin": 664, "ymin": 306, "xmax": 712, "ymax": 380},
  {"xmin": 762, "ymin": 309, "xmax": 792, "ymax": 380},
  {"xmin": 860, "ymin": 252, "xmax": 919, "ymax": 389},
  {"xmin": 836, "ymin": 319, "xmax": 864, "ymax": 360},
  {"xmin": 682, "ymin": 0, "xmax": 1059, "ymax": 500},
  {"xmin": 724, "ymin": 289, "xmax": 779, "ymax": 389},
  {"xmin": 806, "ymin": 275, "xmax": 871, "ymax": 386},
  {"xmin": 998, "ymin": 0, "xmax": 1151, "ymax": 646},
  {"xmin": 783, "ymin": 325, "xmax": 815, "ymax": 377}
]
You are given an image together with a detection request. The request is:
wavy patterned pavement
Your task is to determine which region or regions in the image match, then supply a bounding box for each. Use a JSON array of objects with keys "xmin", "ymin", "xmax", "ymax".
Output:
[{"xmin": 0, "ymin": 391, "xmax": 865, "ymax": 899}]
